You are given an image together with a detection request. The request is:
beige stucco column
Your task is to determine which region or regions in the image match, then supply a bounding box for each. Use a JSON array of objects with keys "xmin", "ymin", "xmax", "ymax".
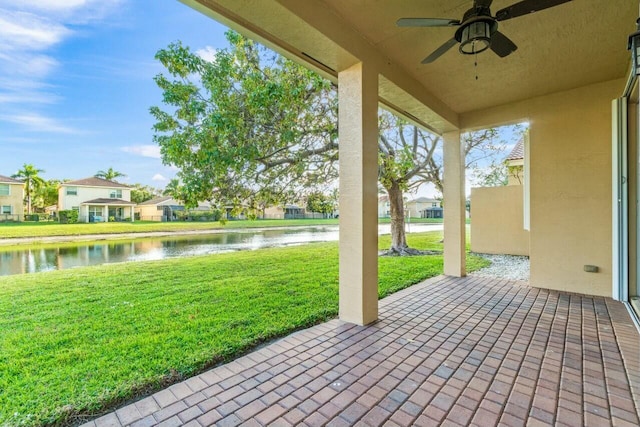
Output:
[
  {"xmin": 338, "ymin": 62, "xmax": 378, "ymax": 325},
  {"xmin": 443, "ymin": 130, "xmax": 466, "ymax": 277}
]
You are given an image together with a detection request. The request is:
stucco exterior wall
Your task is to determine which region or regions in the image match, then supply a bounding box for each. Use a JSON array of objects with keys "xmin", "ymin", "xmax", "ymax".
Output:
[
  {"xmin": 58, "ymin": 186, "xmax": 132, "ymax": 210},
  {"xmin": 136, "ymin": 204, "xmax": 162, "ymax": 221},
  {"xmin": 0, "ymin": 183, "xmax": 24, "ymax": 218},
  {"xmin": 462, "ymin": 79, "xmax": 623, "ymax": 297},
  {"xmin": 528, "ymin": 81, "xmax": 617, "ymax": 296},
  {"xmin": 406, "ymin": 199, "xmax": 439, "ymax": 218},
  {"xmin": 470, "ymin": 186, "xmax": 529, "ymax": 256},
  {"xmin": 507, "ymin": 160, "xmax": 524, "ymax": 186},
  {"xmin": 263, "ymin": 206, "xmax": 284, "ymax": 219}
]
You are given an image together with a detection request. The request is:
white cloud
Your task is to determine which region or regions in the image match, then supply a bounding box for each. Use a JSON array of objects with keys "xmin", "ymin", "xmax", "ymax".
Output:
[
  {"xmin": 152, "ymin": 173, "xmax": 167, "ymax": 182},
  {"xmin": 1, "ymin": 0, "xmax": 89, "ymax": 12},
  {"xmin": 0, "ymin": 0, "xmax": 123, "ymax": 115},
  {"xmin": 121, "ymin": 145, "xmax": 161, "ymax": 159},
  {"xmin": 0, "ymin": 76, "xmax": 51, "ymax": 90},
  {"xmin": 0, "ymin": 1, "xmax": 125, "ymax": 23},
  {"xmin": 0, "ymin": 91, "xmax": 60, "ymax": 104},
  {"xmin": 0, "ymin": 10, "xmax": 71, "ymax": 52},
  {"xmin": 0, "ymin": 52, "xmax": 59, "ymax": 77},
  {"xmin": 196, "ymin": 46, "xmax": 218, "ymax": 63},
  {"xmin": 0, "ymin": 113, "xmax": 79, "ymax": 133}
]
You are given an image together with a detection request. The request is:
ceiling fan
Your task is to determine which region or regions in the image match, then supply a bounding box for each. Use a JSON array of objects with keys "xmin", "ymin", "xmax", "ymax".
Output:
[{"xmin": 397, "ymin": 0, "xmax": 572, "ymax": 64}]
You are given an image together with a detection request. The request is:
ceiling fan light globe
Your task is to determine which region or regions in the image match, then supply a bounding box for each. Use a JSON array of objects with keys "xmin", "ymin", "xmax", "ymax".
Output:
[{"xmin": 459, "ymin": 21, "xmax": 492, "ymax": 55}]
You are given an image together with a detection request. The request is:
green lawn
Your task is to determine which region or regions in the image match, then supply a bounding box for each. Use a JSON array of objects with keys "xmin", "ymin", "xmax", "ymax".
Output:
[
  {"xmin": 0, "ymin": 231, "xmax": 487, "ymax": 427},
  {"xmin": 0, "ymin": 218, "xmax": 444, "ymax": 240}
]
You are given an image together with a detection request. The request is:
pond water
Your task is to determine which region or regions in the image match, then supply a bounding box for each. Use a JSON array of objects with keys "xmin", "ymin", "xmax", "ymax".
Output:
[{"xmin": 0, "ymin": 224, "xmax": 443, "ymax": 276}]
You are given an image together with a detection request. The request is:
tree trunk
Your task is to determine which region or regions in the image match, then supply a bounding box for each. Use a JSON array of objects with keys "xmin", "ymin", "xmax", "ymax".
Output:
[
  {"xmin": 381, "ymin": 182, "xmax": 441, "ymax": 256},
  {"xmin": 26, "ymin": 181, "xmax": 31, "ymax": 215},
  {"xmin": 386, "ymin": 181, "xmax": 408, "ymax": 252}
]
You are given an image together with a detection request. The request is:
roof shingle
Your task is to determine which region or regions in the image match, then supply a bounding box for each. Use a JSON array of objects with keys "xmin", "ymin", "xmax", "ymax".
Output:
[
  {"xmin": 81, "ymin": 198, "xmax": 136, "ymax": 205},
  {"xmin": 63, "ymin": 177, "xmax": 130, "ymax": 188},
  {"xmin": 0, "ymin": 174, "xmax": 23, "ymax": 184},
  {"xmin": 506, "ymin": 138, "xmax": 525, "ymax": 161},
  {"xmin": 138, "ymin": 196, "xmax": 175, "ymax": 206}
]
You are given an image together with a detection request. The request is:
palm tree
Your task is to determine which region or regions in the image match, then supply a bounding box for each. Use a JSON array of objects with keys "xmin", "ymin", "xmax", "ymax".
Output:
[
  {"xmin": 12, "ymin": 164, "xmax": 45, "ymax": 215},
  {"xmin": 163, "ymin": 178, "xmax": 181, "ymax": 197},
  {"xmin": 95, "ymin": 167, "xmax": 126, "ymax": 181}
]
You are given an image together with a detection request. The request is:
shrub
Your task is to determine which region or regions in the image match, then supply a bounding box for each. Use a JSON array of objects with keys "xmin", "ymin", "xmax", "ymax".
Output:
[
  {"xmin": 175, "ymin": 209, "xmax": 222, "ymax": 222},
  {"xmin": 58, "ymin": 210, "xmax": 79, "ymax": 224}
]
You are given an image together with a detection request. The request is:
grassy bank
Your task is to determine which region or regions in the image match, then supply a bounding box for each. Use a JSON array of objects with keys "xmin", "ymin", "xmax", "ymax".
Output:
[
  {"xmin": 0, "ymin": 218, "xmax": 445, "ymax": 240},
  {"xmin": 0, "ymin": 231, "xmax": 487, "ymax": 427},
  {"xmin": 0, "ymin": 219, "xmax": 336, "ymax": 239}
]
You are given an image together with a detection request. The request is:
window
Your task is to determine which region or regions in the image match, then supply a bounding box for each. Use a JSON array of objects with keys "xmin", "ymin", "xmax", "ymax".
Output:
[
  {"xmin": 1, "ymin": 205, "xmax": 11, "ymax": 214},
  {"xmin": 110, "ymin": 189, "xmax": 122, "ymax": 199},
  {"xmin": 72, "ymin": 206, "xmax": 79, "ymax": 212},
  {"xmin": 0, "ymin": 184, "xmax": 9, "ymax": 196},
  {"xmin": 66, "ymin": 187, "xmax": 78, "ymax": 196},
  {"xmin": 88, "ymin": 206, "xmax": 102, "ymax": 215}
]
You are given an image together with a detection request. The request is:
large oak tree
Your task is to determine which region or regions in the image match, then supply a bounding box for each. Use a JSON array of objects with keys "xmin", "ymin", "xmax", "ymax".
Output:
[
  {"xmin": 151, "ymin": 31, "xmax": 510, "ymax": 253},
  {"xmin": 151, "ymin": 32, "xmax": 337, "ymax": 211}
]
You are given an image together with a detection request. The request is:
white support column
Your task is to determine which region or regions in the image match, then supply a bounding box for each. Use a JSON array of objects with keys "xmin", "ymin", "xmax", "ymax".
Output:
[
  {"xmin": 443, "ymin": 130, "xmax": 466, "ymax": 277},
  {"xmin": 338, "ymin": 62, "xmax": 379, "ymax": 325}
]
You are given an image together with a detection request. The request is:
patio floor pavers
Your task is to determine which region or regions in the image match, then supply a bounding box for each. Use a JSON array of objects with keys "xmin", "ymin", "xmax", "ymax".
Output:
[{"xmin": 82, "ymin": 275, "xmax": 640, "ymax": 426}]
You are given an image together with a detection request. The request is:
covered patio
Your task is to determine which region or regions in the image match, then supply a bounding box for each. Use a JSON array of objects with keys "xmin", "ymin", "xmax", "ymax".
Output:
[
  {"xmin": 80, "ymin": 199, "xmax": 136, "ymax": 223},
  {"xmin": 78, "ymin": 0, "xmax": 640, "ymax": 425},
  {"xmin": 171, "ymin": 0, "xmax": 640, "ymax": 326},
  {"xmin": 84, "ymin": 275, "xmax": 640, "ymax": 426}
]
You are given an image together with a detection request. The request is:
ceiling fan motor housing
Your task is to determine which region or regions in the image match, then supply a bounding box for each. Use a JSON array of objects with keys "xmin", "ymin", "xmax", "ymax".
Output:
[{"xmin": 455, "ymin": 16, "xmax": 498, "ymax": 55}]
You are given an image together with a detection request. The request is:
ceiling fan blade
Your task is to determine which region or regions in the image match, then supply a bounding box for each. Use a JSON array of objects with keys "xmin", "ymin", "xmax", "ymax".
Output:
[
  {"xmin": 495, "ymin": 0, "xmax": 572, "ymax": 21},
  {"xmin": 474, "ymin": 0, "xmax": 494, "ymax": 8},
  {"xmin": 490, "ymin": 31, "xmax": 518, "ymax": 57},
  {"xmin": 422, "ymin": 38, "xmax": 458, "ymax": 64},
  {"xmin": 397, "ymin": 18, "xmax": 460, "ymax": 27}
]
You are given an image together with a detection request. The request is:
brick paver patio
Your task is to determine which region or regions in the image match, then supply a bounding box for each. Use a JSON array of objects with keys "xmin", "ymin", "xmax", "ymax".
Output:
[{"xmin": 82, "ymin": 275, "xmax": 640, "ymax": 426}]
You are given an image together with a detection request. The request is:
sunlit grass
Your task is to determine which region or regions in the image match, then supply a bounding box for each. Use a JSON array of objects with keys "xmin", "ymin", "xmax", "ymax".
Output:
[{"xmin": 0, "ymin": 231, "xmax": 487, "ymax": 426}]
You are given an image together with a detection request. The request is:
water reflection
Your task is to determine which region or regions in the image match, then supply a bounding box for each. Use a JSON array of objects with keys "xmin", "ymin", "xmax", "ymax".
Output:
[
  {"xmin": 0, "ymin": 224, "xmax": 442, "ymax": 276},
  {"xmin": 1, "ymin": 227, "xmax": 341, "ymax": 276}
]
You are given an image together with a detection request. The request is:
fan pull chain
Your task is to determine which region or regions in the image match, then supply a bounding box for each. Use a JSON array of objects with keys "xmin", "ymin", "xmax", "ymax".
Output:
[{"xmin": 474, "ymin": 48, "xmax": 478, "ymax": 80}]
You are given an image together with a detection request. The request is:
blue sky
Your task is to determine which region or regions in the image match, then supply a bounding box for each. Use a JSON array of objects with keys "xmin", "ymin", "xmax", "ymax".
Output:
[
  {"xmin": 0, "ymin": 0, "xmax": 522, "ymax": 196},
  {"xmin": 0, "ymin": 0, "xmax": 229, "ymax": 188}
]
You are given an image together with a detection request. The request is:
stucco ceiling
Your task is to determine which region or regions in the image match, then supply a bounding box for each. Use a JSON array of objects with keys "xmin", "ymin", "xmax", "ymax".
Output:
[
  {"xmin": 325, "ymin": 0, "xmax": 635, "ymax": 113},
  {"xmin": 185, "ymin": 0, "xmax": 637, "ymax": 131}
]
